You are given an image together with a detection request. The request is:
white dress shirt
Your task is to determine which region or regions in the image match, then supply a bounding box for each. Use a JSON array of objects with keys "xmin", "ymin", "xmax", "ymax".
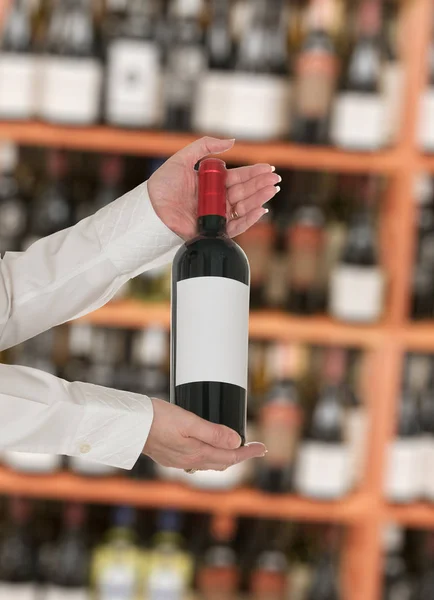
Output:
[{"xmin": 0, "ymin": 181, "xmax": 181, "ymax": 469}]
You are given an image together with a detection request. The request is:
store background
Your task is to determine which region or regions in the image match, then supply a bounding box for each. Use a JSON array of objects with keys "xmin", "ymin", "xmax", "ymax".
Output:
[{"xmin": 0, "ymin": 0, "xmax": 433, "ymax": 598}]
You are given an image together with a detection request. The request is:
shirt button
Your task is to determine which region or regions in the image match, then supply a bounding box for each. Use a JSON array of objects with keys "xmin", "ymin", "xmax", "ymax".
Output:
[{"xmin": 79, "ymin": 443, "xmax": 91, "ymax": 455}]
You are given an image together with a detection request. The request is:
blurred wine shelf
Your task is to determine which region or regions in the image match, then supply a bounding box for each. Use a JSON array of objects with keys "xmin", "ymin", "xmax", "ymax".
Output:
[
  {"xmin": 78, "ymin": 300, "xmax": 385, "ymax": 347},
  {"xmin": 0, "ymin": 468, "xmax": 366, "ymax": 523},
  {"xmin": 385, "ymin": 503, "xmax": 434, "ymax": 528},
  {"xmin": 0, "ymin": 121, "xmax": 402, "ymax": 173}
]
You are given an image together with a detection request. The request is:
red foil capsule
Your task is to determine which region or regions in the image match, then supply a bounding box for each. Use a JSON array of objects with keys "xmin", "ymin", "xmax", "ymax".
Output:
[{"xmin": 198, "ymin": 158, "xmax": 227, "ymax": 218}]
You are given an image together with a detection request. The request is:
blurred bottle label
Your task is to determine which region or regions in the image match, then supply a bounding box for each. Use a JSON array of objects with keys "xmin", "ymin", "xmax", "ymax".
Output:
[
  {"xmin": 44, "ymin": 586, "xmax": 88, "ymax": 600},
  {"xmin": 0, "ymin": 584, "xmax": 36, "ymax": 600},
  {"xmin": 295, "ymin": 52, "xmax": 338, "ymax": 118}
]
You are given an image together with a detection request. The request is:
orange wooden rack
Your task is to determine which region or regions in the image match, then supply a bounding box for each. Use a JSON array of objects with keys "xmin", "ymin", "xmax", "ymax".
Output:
[{"xmin": 1, "ymin": 0, "xmax": 434, "ymax": 598}]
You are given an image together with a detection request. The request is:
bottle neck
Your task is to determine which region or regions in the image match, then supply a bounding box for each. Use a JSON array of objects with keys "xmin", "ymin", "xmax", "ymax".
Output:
[{"xmin": 198, "ymin": 215, "xmax": 227, "ymax": 236}]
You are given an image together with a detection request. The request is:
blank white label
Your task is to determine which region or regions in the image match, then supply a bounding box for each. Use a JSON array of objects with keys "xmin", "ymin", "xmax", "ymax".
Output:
[
  {"xmin": 385, "ymin": 439, "xmax": 421, "ymax": 503},
  {"xmin": 106, "ymin": 39, "xmax": 162, "ymax": 127},
  {"xmin": 420, "ymin": 88, "xmax": 434, "ymax": 151},
  {"xmin": 175, "ymin": 277, "xmax": 249, "ymax": 389},
  {"xmin": 44, "ymin": 587, "xmax": 89, "ymax": 600},
  {"xmin": 330, "ymin": 265, "xmax": 384, "ymax": 323},
  {"xmin": 295, "ymin": 442, "xmax": 350, "ymax": 499},
  {"xmin": 331, "ymin": 92, "xmax": 385, "ymax": 150},
  {"xmin": 0, "ymin": 54, "xmax": 36, "ymax": 119},
  {"xmin": 194, "ymin": 73, "xmax": 291, "ymax": 140},
  {"xmin": 39, "ymin": 57, "xmax": 102, "ymax": 124},
  {"xmin": 421, "ymin": 436, "xmax": 434, "ymax": 500},
  {"xmin": 0, "ymin": 584, "xmax": 36, "ymax": 600}
]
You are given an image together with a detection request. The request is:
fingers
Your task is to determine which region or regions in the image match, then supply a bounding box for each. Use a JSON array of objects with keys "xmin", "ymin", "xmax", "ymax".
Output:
[
  {"xmin": 176, "ymin": 136, "xmax": 235, "ymax": 166},
  {"xmin": 227, "ymin": 172, "xmax": 281, "ymax": 206},
  {"xmin": 227, "ymin": 164, "xmax": 275, "ymax": 186},
  {"xmin": 227, "ymin": 206, "xmax": 269, "ymax": 238},
  {"xmin": 184, "ymin": 415, "xmax": 242, "ymax": 450},
  {"xmin": 184, "ymin": 441, "xmax": 267, "ymax": 472}
]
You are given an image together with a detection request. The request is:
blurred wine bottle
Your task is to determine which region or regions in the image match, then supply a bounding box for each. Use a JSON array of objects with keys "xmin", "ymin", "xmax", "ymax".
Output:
[
  {"xmin": 295, "ymin": 348, "xmax": 349, "ymax": 499},
  {"xmin": 329, "ymin": 176, "xmax": 384, "ymax": 323},
  {"xmin": 412, "ymin": 175, "xmax": 434, "ymax": 320},
  {"xmin": 286, "ymin": 173, "xmax": 326, "ymax": 315},
  {"xmin": 43, "ymin": 504, "xmax": 89, "ymax": 600},
  {"xmin": 331, "ymin": 0, "xmax": 384, "ymax": 150},
  {"xmin": 305, "ymin": 528, "xmax": 341, "ymax": 600},
  {"xmin": 39, "ymin": 0, "xmax": 103, "ymax": 125},
  {"xmin": 383, "ymin": 525, "xmax": 413, "ymax": 600},
  {"xmin": 0, "ymin": 498, "xmax": 37, "ymax": 600},
  {"xmin": 164, "ymin": 0, "xmax": 205, "ymax": 131},
  {"xmin": 386, "ymin": 355, "xmax": 422, "ymax": 504},
  {"xmin": 419, "ymin": 18, "xmax": 434, "ymax": 151},
  {"xmin": 197, "ymin": 516, "xmax": 239, "ymax": 600},
  {"xmin": 418, "ymin": 356, "xmax": 434, "ymax": 502},
  {"xmin": 291, "ymin": 0, "xmax": 338, "ymax": 145},
  {"xmin": 0, "ymin": 142, "xmax": 27, "ymax": 254},
  {"xmin": 256, "ymin": 343, "xmax": 306, "ymax": 493},
  {"xmin": 0, "ymin": 0, "xmax": 36, "ymax": 120},
  {"xmin": 105, "ymin": 0, "xmax": 163, "ymax": 128}
]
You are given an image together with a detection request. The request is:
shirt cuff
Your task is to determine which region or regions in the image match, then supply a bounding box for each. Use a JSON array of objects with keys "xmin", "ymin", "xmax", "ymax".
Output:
[
  {"xmin": 93, "ymin": 180, "xmax": 183, "ymax": 277},
  {"xmin": 68, "ymin": 382, "xmax": 154, "ymax": 470}
]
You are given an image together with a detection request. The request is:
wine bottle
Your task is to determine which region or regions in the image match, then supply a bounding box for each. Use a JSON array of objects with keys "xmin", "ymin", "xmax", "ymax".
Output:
[
  {"xmin": 197, "ymin": 516, "xmax": 239, "ymax": 600},
  {"xmin": 286, "ymin": 173, "xmax": 326, "ymax": 315},
  {"xmin": 130, "ymin": 327, "xmax": 169, "ymax": 399},
  {"xmin": 91, "ymin": 506, "xmax": 144, "ymax": 599},
  {"xmin": 418, "ymin": 358, "xmax": 434, "ymax": 502},
  {"xmin": 330, "ymin": 0, "xmax": 384, "ymax": 149},
  {"xmin": 171, "ymin": 159, "xmax": 250, "ymax": 443},
  {"xmin": 236, "ymin": 212, "xmax": 275, "ymax": 309},
  {"xmin": 291, "ymin": 0, "xmax": 338, "ymax": 145},
  {"xmin": 420, "ymin": 23, "xmax": 434, "ymax": 151},
  {"xmin": 43, "ymin": 504, "xmax": 89, "ymax": 600},
  {"xmin": 344, "ymin": 353, "xmax": 367, "ymax": 490},
  {"xmin": 0, "ymin": 498, "xmax": 37, "ymax": 600},
  {"xmin": 197, "ymin": 0, "xmax": 291, "ymax": 140},
  {"xmin": 146, "ymin": 511, "xmax": 193, "ymax": 600},
  {"xmin": 329, "ymin": 176, "xmax": 384, "ymax": 323},
  {"xmin": 105, "ymin": 0, "xmax": 162, "ymax": 128},
  {"xmin": 305, "ymin": 529, "xmax": 341, "ymax": 600},
  {"xmin": 62, "ymin": 323, "xmax": 93, "ymax": 383},
  {"xmin": 164, "ymin": 0, "xmax": 206, "ymax": 131},
  {"xmin": 0, "ymin": 143, "xmax": 27, "ymax": 255},
  {"xmin": 295, "ymin": 348, "xmax": 349, "ymax": 500},
  {"xmin": 412, "ymin": 176, "xmax": 434, "ymax": 320},
  {"xmin": 381, "ymin": 7, "xmax": 404, "ymax": 148},
  {"xmin": 192, "ymin": 0, "xmax": 234, "ymax": 135},
  {"xmin": 385, "ymin": 355, "xmax": 422, "ymax": 504},
  {"xmin": 249, "ymin": 521, "xmax": 289, "ymax": 600},
  {"xmin": 383, "ymin": 525, "xmax": 413, "ymax": 600},
  {"xmin": 23, "ymin": 150, "xmax": 74, "ymax": 251},
  {"xmin": 412, "ymin": 533, "xmax": 434, "ymax": 600},
  {"xmin": 0, "ymin": 0, "xmax": 36, "ymax": 119},
  {"xmin": 39, "ymin": 0, "xmax": 103, "ymax": 125},
  {"xmin": 256, "ymin": 344, "xmax": 306, "ymax": 494}
]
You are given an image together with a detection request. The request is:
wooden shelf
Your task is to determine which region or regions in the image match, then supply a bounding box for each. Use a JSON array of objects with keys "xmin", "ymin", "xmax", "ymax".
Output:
[
  {"xmin": 0, "ymin": 121, "xmax": 402, "ymax": 173},
  {"xmin": 78, "ymin": 300, "xmax": 385, "ymax": 348},
  {"xmin": 0, "ymin": 468, "xmax": 366, "ymax": 523},
  {"xmin": 402, "ymin": 322, "xmax": 434, "ymax": 351},
  {"xmin": 385, "ymin": 503, "xmax": 434, "ymax": 527}
]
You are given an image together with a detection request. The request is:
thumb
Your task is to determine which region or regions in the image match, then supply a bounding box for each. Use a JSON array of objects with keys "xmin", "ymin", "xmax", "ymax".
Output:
[
  {"xmin": 185, "ymin": 415, "xmax": 242, "ymax": 450},
  {"xmin": 176, "ymin": 136, "xmax": 235, "ymax": 167}
]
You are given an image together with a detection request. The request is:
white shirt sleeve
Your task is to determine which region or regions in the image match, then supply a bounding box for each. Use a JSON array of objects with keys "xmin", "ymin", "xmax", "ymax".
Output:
[{"xmin": 0, "ymin": 181, "xmax": 182, "ymax": 469}]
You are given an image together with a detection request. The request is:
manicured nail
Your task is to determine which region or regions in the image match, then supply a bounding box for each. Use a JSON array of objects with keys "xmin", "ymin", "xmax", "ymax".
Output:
[
  {"xmin": 263, "ymin": 208, "xmax": 269, "ymax": 214},
  {"xmin": 274, "ymin": 186, "xmax": 281, "ymax": 193},
  {"xmin": 271, "ymin": 166, "xmax": 276, "ymax": 172},
  {"xmin": 276, "ymin": 175, "xmax": 282, "ymax": 183}
]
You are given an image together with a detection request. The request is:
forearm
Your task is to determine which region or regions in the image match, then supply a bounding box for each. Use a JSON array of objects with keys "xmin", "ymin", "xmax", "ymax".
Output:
[
  {"xmin": 0, "ymin": 363, "xmax": 153, "ymax": 469},
  {"xmin": 0, "ymin": 181, "xmax": 181, "ymax": 351}
]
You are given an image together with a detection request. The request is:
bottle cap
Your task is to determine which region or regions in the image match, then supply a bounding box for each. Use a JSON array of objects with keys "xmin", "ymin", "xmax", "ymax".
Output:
[{"xmin": 198, "ymin": 158, "xmax": 227, "ymax": 219}]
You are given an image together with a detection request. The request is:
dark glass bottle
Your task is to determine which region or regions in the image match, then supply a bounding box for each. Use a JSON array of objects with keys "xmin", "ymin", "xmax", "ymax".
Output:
[
  {"xmin": 164, "ymin": 0, "xmax": 205, "ymax": 131},
  {"xmin": 412, "ymin": 177, "xmax": 434, "ymax": 320},
  {"xmin": 0, "ymin": 143, "xmax": 27, "ymax": 254},
  {"xmin": 206, "ymin": 0, "xmax": 234, "ymax": 70},
  {"xmin": 171, "ymin": 159, "xmax": 250, "ymax": 443},
  {"xmin": 0, "ymin": 0, "xmax": 35, "ymax": 119},
  {"xmin": 44, "ymin": 504, "xmax": 89, "ymax": 598},
  {"xmin": 291, "ymin": 0, "xmax": 338, "ymax": 145},
  {"xmin": 306, "ymin": 531, "xmax": 341, "ymax": 600},
  {"xmin": 24, "ymin": 150, "xmax": 73, "ymax": 249},
  {"xmin": 0, "ymin": 498, "xmax": 37, "ymax": 598}
]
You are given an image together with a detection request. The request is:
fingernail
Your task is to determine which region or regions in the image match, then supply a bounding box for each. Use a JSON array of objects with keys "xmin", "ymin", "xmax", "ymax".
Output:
[
  {"xmin": 274, "ymin": 186, "xmax": 281, "ymax": 194},
  {"xmin": 263, "ymin": 208, "xmax": 269, "ymax": 214},
  {"xmin": 276, "ymin": 175, "xmax": 282, "ymax": 183},
  {"xmin": 271, "ymin": 166, "xmax": 276, "ymax": 172}
]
